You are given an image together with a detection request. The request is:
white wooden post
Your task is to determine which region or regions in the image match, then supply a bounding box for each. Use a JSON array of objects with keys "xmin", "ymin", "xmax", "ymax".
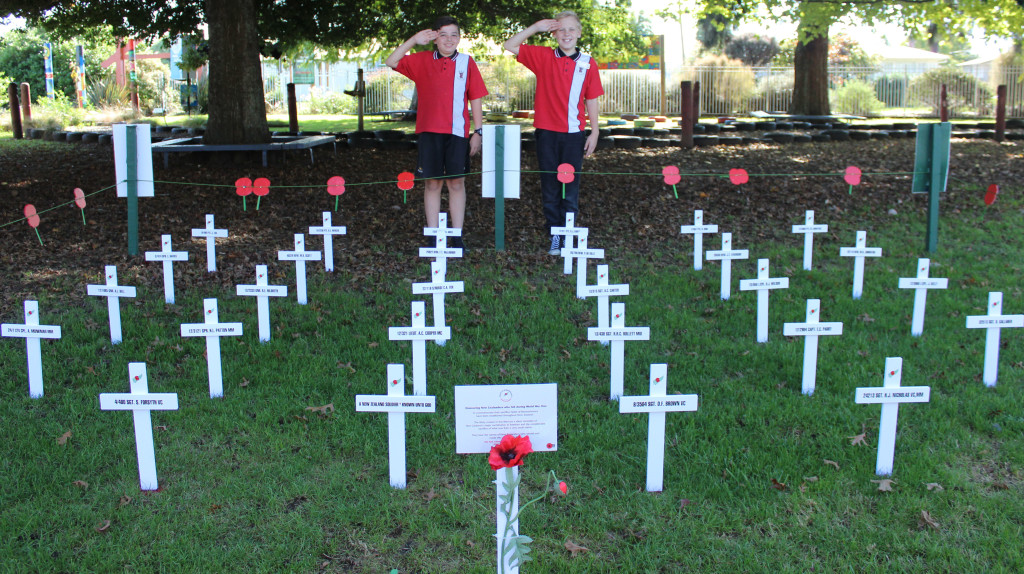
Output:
[
  {"xmin": 705, "ymin": 232, "xmax": 749, "ymax": 301},
  {"xmin": 1, "ymin": 300, "xmax": 62, "ymax": 398},
  {"xmin": 144, "ymin": 235, "xmax": 189, "ymax": 304},
  {"xmin": 587, "ymin": 302, "xmax": 650, "ymax": 400},
  {"xmin": 839, "ymin": 231, "xmax": 882, "ymax": 300},
  {"xmin": 680, "ymin": 209, "xmax": 718, "ymax": 270},
  {"xmin": 783, "ymin": 299, "xmax": 844, "ymax": 395},
  {"xmin": 235, "ymin": 265, "xmax": 288, "ymax": 342},
  {"xmin": 388, "ymin": 301, "xmax": 451, "ymax": 396},
  {"xmin": 966, "ymin": 292, "xmax": 1024, "ymax": 387},
  {"xmin": 897, "ymin": 258, "xmax": 948, "ymax": 336},
  {"xmin": 738, "ymin": 258, "xmax": 790, "ymax": 343},
  {"xmin": 85, "ymin": 265, "xmax": 137, "ymax": 344},
  {"xmin": 854, "ymin": 357, "xmax": 931, "ymax": 475},
  {"xmin": 277, "ymin": 233, "xmax": 322, "ymax": 305},
  {"xmin": 791, "ymin": 210, "xmax": 828, "ymax": 271},
  {"xmin": 308, "ymin": 211, "xmax": 347, "ymax": 272},
  {"xmin": 180, "ymin": 298, "xmax": 243, "ymax": 398},
  {"xmin": 191, "ymin": 214, "xmax": 228, "ymax": 272}
]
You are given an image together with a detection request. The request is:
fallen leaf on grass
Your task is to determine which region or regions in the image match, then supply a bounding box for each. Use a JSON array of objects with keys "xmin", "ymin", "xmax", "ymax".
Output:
[
  {"xmin": 117, "ymin": 495, "xmax": 132, "ymax": 508},
  {"xmin": 849, "ymin": 432, "xmax": 867, "ymax": 446},
  {"xmin": 770, "ymin": 478, "xmax": 788, "ymax": 491},
  {"xmin": 858, "ymin": 313, "xmax": 876, "ymax": 323},
  {"xmin": 465, "ymin": 540, "xmax": 475, "ymax": 548},
  {"xmin": 423, "ymin": 488, "xmax": 439, "ymax": 502},
  {"xmin": 679, "ymin": 499, "xmax": 691, "ymax": 509},
  {"xmin": 56, "ymin": 430, "xmax": 72, "ymax": 446},
  {"xmin": 305, "ymin": 403, "xmax": 335, "ymax": 415},
  {"xmin": 871, "ymin": 479, "xmax": 895, "ymax": 492},
  {"xmin": 337, "ymin": 361, "xmax": 356, "ymax": 374},
  {"xmin": 925, "ymin": 482, "xmax": 944, "ymax": 491},
  {"xmin": 823, "ymin": 460, "xmax": 840, "ymax": 470},
  {"xmin": 918, "ymin": 510, "xmax": 941, "ymax": 530},
  {"xmin": 154, "ymin": 426, "xmax": 167, "ymax": 431},
  {"xmin": 368, "ymin": 342, "xmax": 379, "ymax": 348},
  {"xmin": 294, "ymin": 415, "xmax": 308, "ymax": 422},
  {"xmin": 95, "ymin": 520, "xmax": 111, "ymax": 533},
  {"xmin": 72, "ymin": 480, "xmax": 89, "ymax": 489},
  {"xmin": 565, "ymin": 541, "xmax": 589, "ymax": 557},
  {"xmin": 240, "ymin": 378, "xmax": 250, "ymax": 387},
  {"xmin": 803, "ymin": 476, "xmax": 819, "ymax": 483}
]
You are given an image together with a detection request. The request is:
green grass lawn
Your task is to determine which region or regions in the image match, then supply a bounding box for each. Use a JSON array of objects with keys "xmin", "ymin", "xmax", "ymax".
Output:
[{"xmin": 2, "ymin": 182, "xmax": 1023, "ymax": 572}]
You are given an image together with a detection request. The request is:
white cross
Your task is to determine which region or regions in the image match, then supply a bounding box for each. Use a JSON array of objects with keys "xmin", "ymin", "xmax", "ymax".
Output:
[
  {"xmin": 388, "ymin": 301, "xmax": 451, "ymax": 396},
  {"xmin": 144, "ymin": 235, "xmax": 189, "ymax": 304},
  {"xmin": 98, "ymin": 362, "xmax": 179, "ymax": 491},
  {"xmin": 191, "ymin": 214, "xmax": 228, "ymax": 272},
  {"xmin": 791, "ymin": 210, "xmax": 828, "ymax": 271},
  {"xmin": 739, "ymin": 259, "xmax": 790, "ymax": 343},
  {"xmin": 839, "ymin": 230, "xmax": 882, "ymax": 300},
  {"xmin": 783, "ymin": 299, "xmax": 844, "ymax": 395},
  {"xmin": 897, "ymin": 258, "xmax": 948, "ymax": 336},
  {"xmin": 705, "ymin": 232, "xmax": 749, "ymax": 300},
  {"xmin": 277, "ymin": 233, "xmax": 322, "ymax": 305},
  {"xmin": 679, "ymin": 209, "xmax": 718, "ymax": 270},
  {"xmin": 854, "ymin": 357, "xmax": 931, "ymax": 476},
  {"xmin": 86, "ymin": 265, "xmax": 137, "ymax": 344},
  {"xmin": 412, "ymin": 261, "xmax": 465, "ymax": 346},
  {"xmin": 966, "ymin": 292, "xmax": 1024, "ymax": 387},
  {"xmin": 420, "ymin": 213, "xmax": 463, "ymax": 276},
  {"xmin": 551, "ymin": 212, "xmax": 589, "ymax": 275},
  {"xmin": 235, "ymin": 265, "xmax": 288, "ymax": 342},
  {"xmin": 579, "ymin": 264, "xmax": 630, "ymax": 346},
  {"xmin": 619, "ymin": 364, "xmax": 698, "ymax": 492},
  {"xmin": 1, "ymin": 300, "xmax": 62, "ymax": 398},
  {"xmin": 180, "ymin": 298, "xmax": 243, "ymax": 398},
  {"xmin": 308, "ymin": 211, "xmax": 347, "ymax": 272},
  {"xmin": 355, "ymin": 364, "xmax": 437, "ymax": 489},
  {"xmin": 563, "ymin": 234, "xmax": 605, "ymax": 299},
  {"xmin": 587, "ymin": 302, "xmax": 651, "ymax": 400}
]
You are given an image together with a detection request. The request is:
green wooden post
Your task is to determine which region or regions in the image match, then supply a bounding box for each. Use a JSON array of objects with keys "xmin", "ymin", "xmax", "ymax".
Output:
[
  {"xmin": 126, "ymin": 124, "xmax": 139, "ymax": 256},
  {"xmin": 911, "ymin": 122, "xmax": 951, "ymax": 253},
  {"xmin": 495, "ymin": 125, "xmax": 505, "ymax": 252}
]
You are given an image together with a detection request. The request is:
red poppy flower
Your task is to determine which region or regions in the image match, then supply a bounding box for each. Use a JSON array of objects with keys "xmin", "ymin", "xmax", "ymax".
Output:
[{"xmin": 488, "ymin": 435, "xmax": 533, "ymax": 470}]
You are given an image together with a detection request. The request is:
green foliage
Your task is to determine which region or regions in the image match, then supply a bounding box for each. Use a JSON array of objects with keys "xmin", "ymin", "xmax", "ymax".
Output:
[
  {"xmin": 829, "ymin": 34, "xmax": 877, "ymax": 68},
  {"xmin": 134, "ymin": 58, "xmax": 173, "ymax": 114},
  {"xmin": 303, "ymin": 89, "xmax": 356, "ymax": 115},
  {"xmin": 724, "ymin": 33, "xmax": 779, "ymax": 67},
  {"xmin": 28, "ymin": 89, "xmax": 87, "ymax": 129},
  {"xmin": 910, "ymin": 67, "xmax": 994, "ymax": 112},
  {"xmin": 87, "ymin": 73, "xmax": 130, "ymax": 108},
  {"xmin": 830, "ymin": 78, "xmax": 884, "ymax": 115},
  {"xmin": 874, "ymin": 74, "xmax": 907, "ymax": 107},
  {"xmin": 0, "ymin": 25, "xmax": 114, "ymax": 103},
  {"xmin": 689, "ymin": 54, "xmax": 756, "ymax": 112},
  {"xmin": 176, "ymin": 34, "xmax": 209, "ymax": 78}
]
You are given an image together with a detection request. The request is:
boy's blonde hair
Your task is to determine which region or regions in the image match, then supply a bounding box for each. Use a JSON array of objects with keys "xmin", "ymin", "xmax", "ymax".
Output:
[{"xmin": 553, "ymin": 10, "xmax": 582, "ymax": 26}]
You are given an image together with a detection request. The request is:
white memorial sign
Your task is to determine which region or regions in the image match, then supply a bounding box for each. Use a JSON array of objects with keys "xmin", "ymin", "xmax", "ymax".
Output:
[
  {"xmin": 1, "ymin": 300, "xmax": 62, "ymax": 398},
  {"xmin": 98, "ymin": 362, "xmax": 178, "ymax": 490},
  {"xmin": 277, "ymin": 233, "xmax": 321, "ymax": 305},
  {"xmin": 738, "ymin": 258, "xmax": 790, "ymax": 343},
  {"xmin": 679, "ymin": 209, "xmax": 718, "ymax": 271},
  {"xmin": 551, "ymin": 212, "xmax": 589, "ymax": 275},
  {"xmin": 839, "ymin": 230, "xmax": 882, "ymax": 300},
  {"xmin": 144, "ymin": 234, "xmax": 189, "ymax": 304},
  {"xmin": 308, "ymin": 211, "xmax": 347, "ymax": 272},
  {"xmin": 482, "ymin": 124, "xmax": 522, "ymax": 199},
  {"xmin": 355, "ymin": 364, "xmax": 437, "ymax": 489},
  {"xmin": 897, "ymin": 258, "xmax": 948, "ymax": 336},
  {"xmin": 619, "ymin": 364, "xmax": 698, "ymax": 492},
  {"xmin": 587, "ymin": 302, "xmax": 651, "ymax": 400},
  {"xmin": 579, "ymin": 264, "xmax": 630, "ymax": 346},
  {"xmin": 388, "ymin": 301, "xmax": 450, "ymax": 396},
  {"xmin": 113, "ymin": 123, "xmax": 155, "ymax": 198},
  {"xmin": 180, "ymin": 298, "xmax": 243, "ymax": 398},
  {"xmin": 412, "ymin": 261, "xmax": 464, "ymax": 346},
  {"xmin": 191, "ymin": 214, "xmax": 228, "ymax": 272},
  {"xmin": 791, "ymin": 210, "xmax": 828, "ymax": 271},
  {"xmin": 705, "ymin": 232, "xmax": 749, "ymax": 300},
  {"xmin": 454, "ymin": 383, "xmax": 558, "ymax": 453},
  {"xmin": 783, "ymin": 299, "xmax": 844, "ymax": 395},
  {"xmin": 965, "ymin": 292, "xmax": 1024, "ymax": 387},
  {"xmin": 235, "ymin": 265, "xmax": 288, "ymax": 342},
  {"xmin": 854, "ymin": 357, "xmax": 931, "ymax": 475},
  {"xmin": 85, "ymin": 265, "xmax": 137, "ymax": 344}
]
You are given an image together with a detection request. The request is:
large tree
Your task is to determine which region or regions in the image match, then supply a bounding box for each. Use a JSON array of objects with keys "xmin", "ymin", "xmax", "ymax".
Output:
[{"xmin": 4, "ymin": 0, "xmax": 648, "ymax": 144}]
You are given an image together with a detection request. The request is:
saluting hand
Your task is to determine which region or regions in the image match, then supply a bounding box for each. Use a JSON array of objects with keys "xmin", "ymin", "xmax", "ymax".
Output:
[{"xmin": 412, "ymin": 29, "xmax": 438, "ymax": 45}]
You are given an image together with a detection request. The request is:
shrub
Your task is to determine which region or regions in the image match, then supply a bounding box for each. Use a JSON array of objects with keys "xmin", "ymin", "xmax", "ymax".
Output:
[
  {"xmin": 873, "ymin": 75, "xmax": 906, "ymax": 107},
  {"xmin": 304, "ymin": 89, "xmax": 356, "ymax": 115},
  {"xmin": 29, "ymin": 90, "xmax": 87, "ymax": 130},
  {"xmin": 687, "ymin": 54, "xmax": 755, "ymax": 114},
  {"xmin": 909, "ymin": 67, "xmax": 994, "ymax": 114},
  {"xmin": 830, "ymin": 79, "xmax": 884, "ymax": 116}
]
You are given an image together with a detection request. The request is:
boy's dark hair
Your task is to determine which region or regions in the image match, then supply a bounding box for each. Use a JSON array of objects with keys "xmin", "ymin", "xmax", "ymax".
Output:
[{"xmin": 434, "ymin": 15, "xmax": 460, "ymax": 31}]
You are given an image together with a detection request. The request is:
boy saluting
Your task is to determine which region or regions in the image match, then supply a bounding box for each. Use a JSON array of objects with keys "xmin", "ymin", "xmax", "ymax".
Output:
[
  {"xmin": 504, "ymin": 12, "xmax": 603, "ymax": 255},
  {"xmin": 386, "ymin": 16, "xmax": 488, "ymax": 249}
]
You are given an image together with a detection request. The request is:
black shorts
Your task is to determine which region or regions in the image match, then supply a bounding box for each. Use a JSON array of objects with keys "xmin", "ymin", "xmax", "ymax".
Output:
[{"xmin": 416, "ymin": 132, "xmax": 470, "ymax": 180}]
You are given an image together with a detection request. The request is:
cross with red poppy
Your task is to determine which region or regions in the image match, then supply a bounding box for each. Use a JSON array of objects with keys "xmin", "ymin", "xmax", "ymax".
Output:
[
  {"xmin": 85, "ymin": 265, "xmax": 138, "ymax": 345},
  {"xmin": 235, "ymin": 264, "xmax": 288, "ymax": 343},
  {"xmin": 854, "ymin": 357, "xmax": 932, "ymax": 476},
  {"xmin": 782, "ymin": 299, "xmax": 845, "ymax": 396},
  {"xmin": 388, "ymin": 301, "xmax": 451, "ymax": 396},
  {"xmin": 144, "ymin": 234, "xmax": 189, "ymax": 304},
  {"xmin": 586, "ymin": 302, "xmax": 650, "ymax": 400},
  {"xmin": 1, "ymin": 299, "xmax": 63, "ymax": 398},
  {"xmin": 179, "ymin": 298, "xmax": 244, "ymax": 399}
]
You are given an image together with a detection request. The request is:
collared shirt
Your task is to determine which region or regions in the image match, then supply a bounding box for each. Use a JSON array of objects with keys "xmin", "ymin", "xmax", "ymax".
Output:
[
  {"xmin": 517, "ymin": 44, "xmax": 603, "ymax": 133},
  {"xmin": 395, "ymin": 50, "xmax": 488, "ymax": 136}
]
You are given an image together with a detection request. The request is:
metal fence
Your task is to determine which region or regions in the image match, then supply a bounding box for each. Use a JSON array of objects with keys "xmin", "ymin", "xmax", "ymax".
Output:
[{"xmin": 262, "ymin": 57, "xmax": 1024, "ymax": 119}]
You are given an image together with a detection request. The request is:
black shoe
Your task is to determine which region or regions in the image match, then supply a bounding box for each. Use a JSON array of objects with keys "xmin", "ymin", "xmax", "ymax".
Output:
[{"xmin": 451, "ymin": 236, "xmax": 465, "ymax": 250}]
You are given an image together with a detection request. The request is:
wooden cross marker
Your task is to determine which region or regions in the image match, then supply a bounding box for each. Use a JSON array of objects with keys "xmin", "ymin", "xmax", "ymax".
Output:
[
  {"xmin": 277, "ymin": 233, "xmax": 321, "ymax": 305},
  {"xmin": 235, "ymin": 265, "xmax": 288, "ymax": 342},
  {"xmin": 564, "ymin": 234, "xmax": 605, "ymax": 299},
  {"xmin": 1, "ymin": 300, "xmax": 62, "ymax": 398},
  {"xmin": 705, "ymin": 232, "xmax": 749, "ymax": 300},
  {"xmin": 85, "ymin": 265, "xmax": 137, "ymax": 344},
  {"xmin": 99, "ymin": 362, "xmax": 178, "ymax": 491},
  {"xmin": 412, "ymin": 261, "xmax": 464, "ymax": 346},
  {"xmin": 679, "ymin": 209, "xmax": 718, "ymax": 270},
  {"xmin": 619, "ymin": 364, "xmax": 698, "ymax": 492},
  {"xmin": 965, "ymin": 292, "xmax": 1024, "ymax": 387},
  {"xmin": 739, "ymin": 258, "xmax": 790, "ymax": 343},
  {"xmin": 579, "ymin": 264, "xmax": 630, "ymax": 346},
  {"xmin": 180, "ymin": 298, "xmax": 243, "ymax": 398},
  {"xmin": 791, "ymin": 210, "xmax": 828, "ymax": 271},
  {"xmin": 897, "ymin": 258, "xmax": 948, "ymax": 336},
  {"xmin": 191, "ymin": 214, "xmax": 228, "ymax": 272},
  {"xmin": 587, "ymin": 302, "xmax": 651, "ymax": 400},
  {"xmin": 388, "ymin": 301, "xmax": 450, "ymax": 396},
  {"xmin": 355, "ymin": 364, "xmax": 437, "ymax": 489},
  {"xmin": 144, "ymin": 234, "xmax": 189, "ymax": 304},
  {"xmin": 420, "ymin": 213, "xmax": 463, "ymax": 276},
  {"xmin": 783, "ymin": 299, "xmax": 844, "ymax": 395},
  {"xmin": 551, "ymin": 212, "xmax": 589, "ymax": 275},
  {"xmin": 839, "ymin": 230, "xmax": 882, "ymax": 300},
  {"xmin": 308, "ymin": 211, "xmax": 347, "ymax": 272},
  {"xmin": 854, "ymin": 357, "xmax": 931, "ymax": 476}
]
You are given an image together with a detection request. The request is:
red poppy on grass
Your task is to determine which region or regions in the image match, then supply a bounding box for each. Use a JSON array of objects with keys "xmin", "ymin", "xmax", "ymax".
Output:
[{"xmin": 488, "ymin": 435, "xmax": 533, "ymax": 470}]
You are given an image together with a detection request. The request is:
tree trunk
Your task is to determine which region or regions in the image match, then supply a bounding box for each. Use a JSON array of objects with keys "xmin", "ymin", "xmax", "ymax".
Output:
[
  {"xmin": 790, "ymin": 26, "xmax": 830, "ymax": 116},
  {"xmin": 204, "ymin": 0, "xmax": 270, "ymax": 145}
]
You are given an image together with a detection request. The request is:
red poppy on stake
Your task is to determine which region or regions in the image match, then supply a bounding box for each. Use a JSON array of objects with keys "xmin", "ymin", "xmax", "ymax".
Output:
[
  {"xmin": 488, "ymin": 434, "xmax": 533, "ymax": 470},
  {"xmin": 729, "ymin": 168, "xmax": 749, "ymax": 185},
  {"xmin": 844, "ymin": 166, "xmax": 862, "ymax": 195},
  {"xmin": 24, "ymin": 204, "xmax": 43, "ymax": 245},
  {"xmin": 235, "ymin": 177, "xmax": 253, "ymax": 211},
  {"xmin": 985, "ymin": 184, "xmax": 999, "ymax": 205},
  {"xmin": 557, "ymin": 163, "xmax": 575, "ymax": 199},
  {"xmin": 397, "ymin": 171, "xmax": 415, "ymax": 204},
  {"xmin": 73, "ymin": 188, "xmax": 87, "ymax": 225},
  {"xmin": 253, "ymin": 177, "xmax": 270, "ymax": 210},
  {"xmin": 663, "ymin": 166, "xmax": 681, "ymax": 198},
  {"xmin": 327, "ymin": 176, "xmax": 346, "ymax": 211}
]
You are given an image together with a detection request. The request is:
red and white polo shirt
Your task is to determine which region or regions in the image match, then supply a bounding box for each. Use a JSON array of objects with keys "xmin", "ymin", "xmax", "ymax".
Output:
[
  {"xmin": 395, "ymin": 50, "xmax": 488, "ymax": 137},
  {"xmin": 517, "ymin": 45, "xmax": 604, "ymax": 133}
]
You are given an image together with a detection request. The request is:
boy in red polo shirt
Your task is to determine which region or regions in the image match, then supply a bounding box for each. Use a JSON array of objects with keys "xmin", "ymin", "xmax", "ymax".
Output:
[
  {"xmin": 386, "ymin": 16, "xmax": 488, "ymax": 248},
  {"xmin": 504, "ymin": 11, "xmax": 603, "ymax": 254}
]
